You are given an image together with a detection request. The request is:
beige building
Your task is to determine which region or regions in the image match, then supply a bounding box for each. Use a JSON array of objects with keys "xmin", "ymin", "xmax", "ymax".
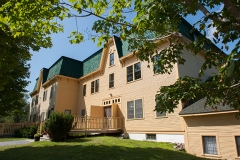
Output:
[{"xmin": 29, "ymin": 19, "xmax": 240, "ymax": 159}]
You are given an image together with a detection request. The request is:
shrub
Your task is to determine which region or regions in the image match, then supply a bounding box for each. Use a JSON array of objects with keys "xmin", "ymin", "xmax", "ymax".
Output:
[
  {"xmin": 14, "ymin": 125, "xmax": 39, "ymax": 138},
  {"xmin": 43, "ymin": 112, "xmax": 74, "ymax": 142}
]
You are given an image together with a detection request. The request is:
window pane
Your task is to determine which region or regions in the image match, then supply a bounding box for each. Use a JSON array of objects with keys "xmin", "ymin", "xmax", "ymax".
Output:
[
  {"xmin": 236, "ymin": 136, "xmax": 240, "ymax": 156},
  {"xmin": 95, "ymin": 79, "xmax": 99, "ymax": 92},
  {"xmin": 83, "ymin": 84, "xmax": 86, "ymax": 96},
  {"xmin": 127, "ymin": 66, "xmax": 133, "ymax": 82},
  {"xmin": 109, "ymin": 73, "xmax": 114, "ymax": 88},
  {"xmin": 156, "ymin": 111, "xmax": 166, "ymax": 117},
  {"xmin": 65, "ymin": 110, "xmax": 71, "ymax": 114},
  {"xmin": 110, "ymin": 53, "xmax": 114, "ymax": 66},
  {"xmin": 91, "ymin": 81, "xmax": 94, "ymax": 94},
  {"xmin": 203, "ymin": 136, "xmax": 218, "ymax": 155},
  {"xmin": 81, "ymin": 109, "xmax": 85, "ymax": 117},
  {"xmin": 153, "ymin": 55, "xmax": 161, "ymax": 74},
  {"xmin": 135, "ymin": 99, "xmax": 143, "ymax": 118},
  {"xmin": 35, "ymin": 95, "xmax": 38, "ymax": 105},
  {"xmin": 134, "ymin": 62, "xmax": 141, "ymax": 80},
  {"xmin": 146, "ymin": 134, "xmax": 156, "ymax": 140},
  {"xmin": 127, "ymin": 101, "xmax": 134, "ymax": 119}
]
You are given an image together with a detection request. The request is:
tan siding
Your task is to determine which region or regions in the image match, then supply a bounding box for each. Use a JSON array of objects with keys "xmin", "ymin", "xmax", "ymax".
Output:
[
  {"xmin": 178, "ymin": 49, "xmax": 217, "ymax": 81},
  {"xmin": 55, "ymin": 78, "xmax": 79, "ymax": 115},
  {"xmin": 78, "ymin": 41, "xmax": 185, "ymax": 134},
  {"xmin": 184, "ymin": 113, "xmax": 240, "ymax": 159}
]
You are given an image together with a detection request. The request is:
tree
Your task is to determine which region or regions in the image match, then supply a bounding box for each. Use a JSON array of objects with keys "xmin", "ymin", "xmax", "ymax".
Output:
[
  {"xmin": 0, "ymin": 94, "xmax": 30, "ymax": 122},
  {"xmin": 0, "ymin": 0, "xmax": 239, "ymax": 114}
]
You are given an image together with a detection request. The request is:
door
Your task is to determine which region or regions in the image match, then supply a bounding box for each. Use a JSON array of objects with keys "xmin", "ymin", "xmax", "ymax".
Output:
[{"xmin": 104, "ymin": 107, "xmax": 112, "ymax": 129}]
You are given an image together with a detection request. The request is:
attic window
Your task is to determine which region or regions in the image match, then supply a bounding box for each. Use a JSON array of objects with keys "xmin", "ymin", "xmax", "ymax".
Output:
[{"xmin": 110, "ymin": 53, "xmax": 114, "ymax": 66}]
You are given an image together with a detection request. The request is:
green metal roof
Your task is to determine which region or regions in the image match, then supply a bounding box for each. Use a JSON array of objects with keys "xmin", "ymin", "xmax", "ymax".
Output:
[
  {"xmin": 42, "ymin": 68, "xmax": 49, "ymax": 84},
  {"xmin": 32, "ymin": 18, "xmax": 201, "ymax": 92},
  {"xmin": 33, "ymin": 78, "xmax": 39, "ymax": 92},
  {"xmin": 60, "ymin": 57, "xmax": 83, "ymax": 78},
  {"xmin": 46, "ymin": 56, "xmax": 83, "ymax": 80},
  {"xmin": 83, "ymin": 48, "xmax": 103, "ymax": 76},
  {"xmin": 114, "ymin": 18, "xmax": 198, "ymax": 58}
]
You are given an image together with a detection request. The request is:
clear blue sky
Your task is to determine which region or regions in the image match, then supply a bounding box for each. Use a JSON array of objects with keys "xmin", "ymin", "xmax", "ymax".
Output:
[{"xmin": 26, "ymin": 4, "xmax": 235, "ymax": 97}]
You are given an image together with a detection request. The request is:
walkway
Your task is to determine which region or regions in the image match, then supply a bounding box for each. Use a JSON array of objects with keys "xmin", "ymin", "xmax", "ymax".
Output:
[{"xmin": 0, "ymin": 135, "xmax": 49, "ymax": 147}]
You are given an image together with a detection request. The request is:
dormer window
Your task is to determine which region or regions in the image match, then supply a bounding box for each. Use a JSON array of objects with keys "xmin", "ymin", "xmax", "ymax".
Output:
[{"xmin": 109, "ymin": 53, "xmax": 114, "ymax": 66}]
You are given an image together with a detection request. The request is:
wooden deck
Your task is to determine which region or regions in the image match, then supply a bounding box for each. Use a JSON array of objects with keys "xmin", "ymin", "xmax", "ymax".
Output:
[
  {"xmin": 70, "ymin": 116, "xmax": 123, "ymax": 134},
  {"xmin": 0, "ymin": 122, "xmax": 38, "ymax": 136}
]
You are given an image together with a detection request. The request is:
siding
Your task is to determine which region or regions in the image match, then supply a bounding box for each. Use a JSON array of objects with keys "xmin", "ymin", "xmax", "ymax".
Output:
[
  {"xmin": 55, "ymin": 78, "xmax": 79, "ymax": 115},
  {"xmin": 178, "ymin": 49, "xmax": 217, "ymax": 81},
  {"xmin": 78, "ymin": 40, "xmax": 185, "ymax": 134},
  {"xmin": 184, "ymin": 113, "xmax": 240, "ymax": 159}
]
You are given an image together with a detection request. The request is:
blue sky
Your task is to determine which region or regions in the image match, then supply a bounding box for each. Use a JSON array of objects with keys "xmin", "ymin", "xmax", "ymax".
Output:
[{"xmin": 26, "ymin": 4, "xmax": 235, "ymax": 97}]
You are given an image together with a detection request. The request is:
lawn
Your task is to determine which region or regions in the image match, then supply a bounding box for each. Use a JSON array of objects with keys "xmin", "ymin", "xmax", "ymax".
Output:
[
  {"xmin": 0, "ymin": 137, "xmax": 27, "ymax": 142},
  {"xmin": 0, "ymin": 136, "xmax": 207, "ymax": 160}
]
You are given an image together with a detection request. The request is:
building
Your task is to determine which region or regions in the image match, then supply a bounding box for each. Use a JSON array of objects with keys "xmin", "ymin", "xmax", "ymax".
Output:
[{"xmin": 29, "ymin": 19, "xmax": 240, "ymax": 159}]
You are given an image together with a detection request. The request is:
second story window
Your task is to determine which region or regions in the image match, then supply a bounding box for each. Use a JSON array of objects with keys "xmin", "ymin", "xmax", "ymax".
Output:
[
  {"xmin": 91, "ymin": 81, "xmax": 94, "ymax": 94},
  {"xmin": 50, "ymin": 86, "xmax": 54, "ymax": 98},
  {"xmin": 83, "ymin": 84, "xmax": 86, "ymax": 96},
  {"xmin": 43, "ymin": 90, "xmax": 48, "ymax": 101},
  {"xmin": 95, "ymin": 79, "xmax": 99, "ymax": 92},
  {"xmin": 109, "ymin": 73, "xmax": 114, "ymax": 88},
  {"xmin": 31, "ymin": 98, "xmax": 35, "ymax": 107},
  {"xmin": 109, "ymin": 53, "xmax": 114, "ymax": 66},
  {"xmin": 35, "ymin": 95, "xmax": 39, "ymax": 105},
  {"xmin": 153, "ymin": 55, "xmax": 161, "ymax": 74},
  {"xmin": 127, "ymin": 62, "xmax": 141, "ymax": 82},
  {"xmin": 91, "ymin": 79, "xmax": 99, "ymax": 94}
]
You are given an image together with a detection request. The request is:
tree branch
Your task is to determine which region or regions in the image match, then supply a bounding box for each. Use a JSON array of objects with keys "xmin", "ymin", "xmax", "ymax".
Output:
[
  {"xmin": 223, "ymin": 0, "xmax": 240, "ymax": 24},
  {"xmin": 59, "ymin": 2, "xmax": 136, "ymax": 28}
]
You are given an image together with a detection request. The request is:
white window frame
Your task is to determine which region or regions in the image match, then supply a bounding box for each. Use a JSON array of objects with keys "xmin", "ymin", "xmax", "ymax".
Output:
[
  {"xmin": 109, "ymin": 73, "xmax": 114, "ymax": 88},
  {"xmin": 126, "ymin": 62, "xmax": 141, "ymax": 83},
  {"xmin": 109, "ymin": 53, "xmax": 114, "ymax": 66},
  {"xmin": 43, "ymin": 90, "xmax": 48, "ymax": 101},
  {"xmin": 83, "ymin": 84, "xmax": 86, "ymax": 96},
  {"xmin": 127, "ymin": 99, "xmax": 143, "ymax": 119},
  {"xmin": 201, "ymin": 135, "xmax": 219, "ymax": 156}
]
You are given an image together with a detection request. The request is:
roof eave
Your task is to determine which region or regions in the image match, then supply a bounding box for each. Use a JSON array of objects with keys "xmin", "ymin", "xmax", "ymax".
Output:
[{"xmin": 179, "ymin": 110, "xmax": 238, "ymax": 117}]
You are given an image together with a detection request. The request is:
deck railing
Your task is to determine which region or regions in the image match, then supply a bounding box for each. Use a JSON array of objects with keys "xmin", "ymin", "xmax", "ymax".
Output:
[
  {"xmin": 0, "ymin": 122, "xmax": 38, "ymax": 136},
  {"xmin": 72, "ymin": 116, "xmax": 122, "ymax": 130}
]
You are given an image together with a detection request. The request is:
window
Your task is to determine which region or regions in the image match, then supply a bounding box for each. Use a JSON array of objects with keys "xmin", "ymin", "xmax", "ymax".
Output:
[
  {"xmin": 91, "ymin": 81, "xmax": 94, "ymax": 94},
  {"xmin": 40, "ymin": 112, "xmax": 45, "ymax": 122},
  {"xmin": 83, "ymin": 84, "xmax": 86, "ymax": 96},
  {"xmin": 156, "ymin": 111, "xmax": 166, "ymax": 117},
  {"xmin": 109, "ymin": 73, "xmax": 114, "ymax": 88},
  {"xmin": 153, "ymin": 55, "xmax": 161, "ymax": 74},
  {"xmin": 109, "ymin": 53, "xmax": 114, "ymax": 66},
  {"xmin": 31, "ymin": 98, "xmax": 35, "ymax": 107},
  {"xmin": 127, "ymin": 99, "xmax": 143, "ymax": 119},
  {"xmin": 50, "ymin": 86, "xmax": 54, "ymax": 98},
  {"xmin": 127, "ymin": 62, "xmax": 141, "ymax": 82},
  {"xmin": 236, "ymin": 136, "xmax": 240, "ymax": 156},
  {"xmin": 156, "ymin": 99, "xmax": 166, "ymax": 117},
  {"xmin": 95, "ymin": 79, "xmax": 99, "ymax": 92},
  {"xmin": 91, "ymin": 79, "xmax": 99, "ymax": 94},
  {"xmin": 81, "ymin": 109, "xmax": 86, "ymax": 117},
  {"xmin": 134, "ymin": 62, "xmax": 141, "ymax": 80},
  {"xmin": 43, "ymin": 90, "xmax": 48, "ymax": 101},
  {"xmin": 146, "ymin": 134, "xmax": 156, "ymax": 140},
  {"xmin": 202, "ymin": 136, "xmax": 218, "ymax": 155},
  {"xmin": 64, "ymin": 110, "xmax": 71, "ymax": 114},
  {"xmin": 35, "ymin": 95, "xmax": 39, "ymax": 105}
]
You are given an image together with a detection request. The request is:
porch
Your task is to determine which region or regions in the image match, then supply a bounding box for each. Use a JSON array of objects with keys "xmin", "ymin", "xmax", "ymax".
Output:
[{"xmin": 70, "ymin": 116, "xmax": 123, "ymax": 134}]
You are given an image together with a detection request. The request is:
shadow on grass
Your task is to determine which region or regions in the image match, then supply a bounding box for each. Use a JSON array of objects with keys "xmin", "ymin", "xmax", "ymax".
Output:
[{"xmin": 0, "ymin": 138, "xmax": 207, "ymax": 160}]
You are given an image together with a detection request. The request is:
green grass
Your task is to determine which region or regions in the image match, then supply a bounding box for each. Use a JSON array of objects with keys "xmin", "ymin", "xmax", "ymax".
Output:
[
  {"xmin": 0, "ymin": 136, "xmax": 207, "ymax": 160},
  {"xmin": 0, "ymin": 137, "xmax": 27, "ymax": 142}
]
